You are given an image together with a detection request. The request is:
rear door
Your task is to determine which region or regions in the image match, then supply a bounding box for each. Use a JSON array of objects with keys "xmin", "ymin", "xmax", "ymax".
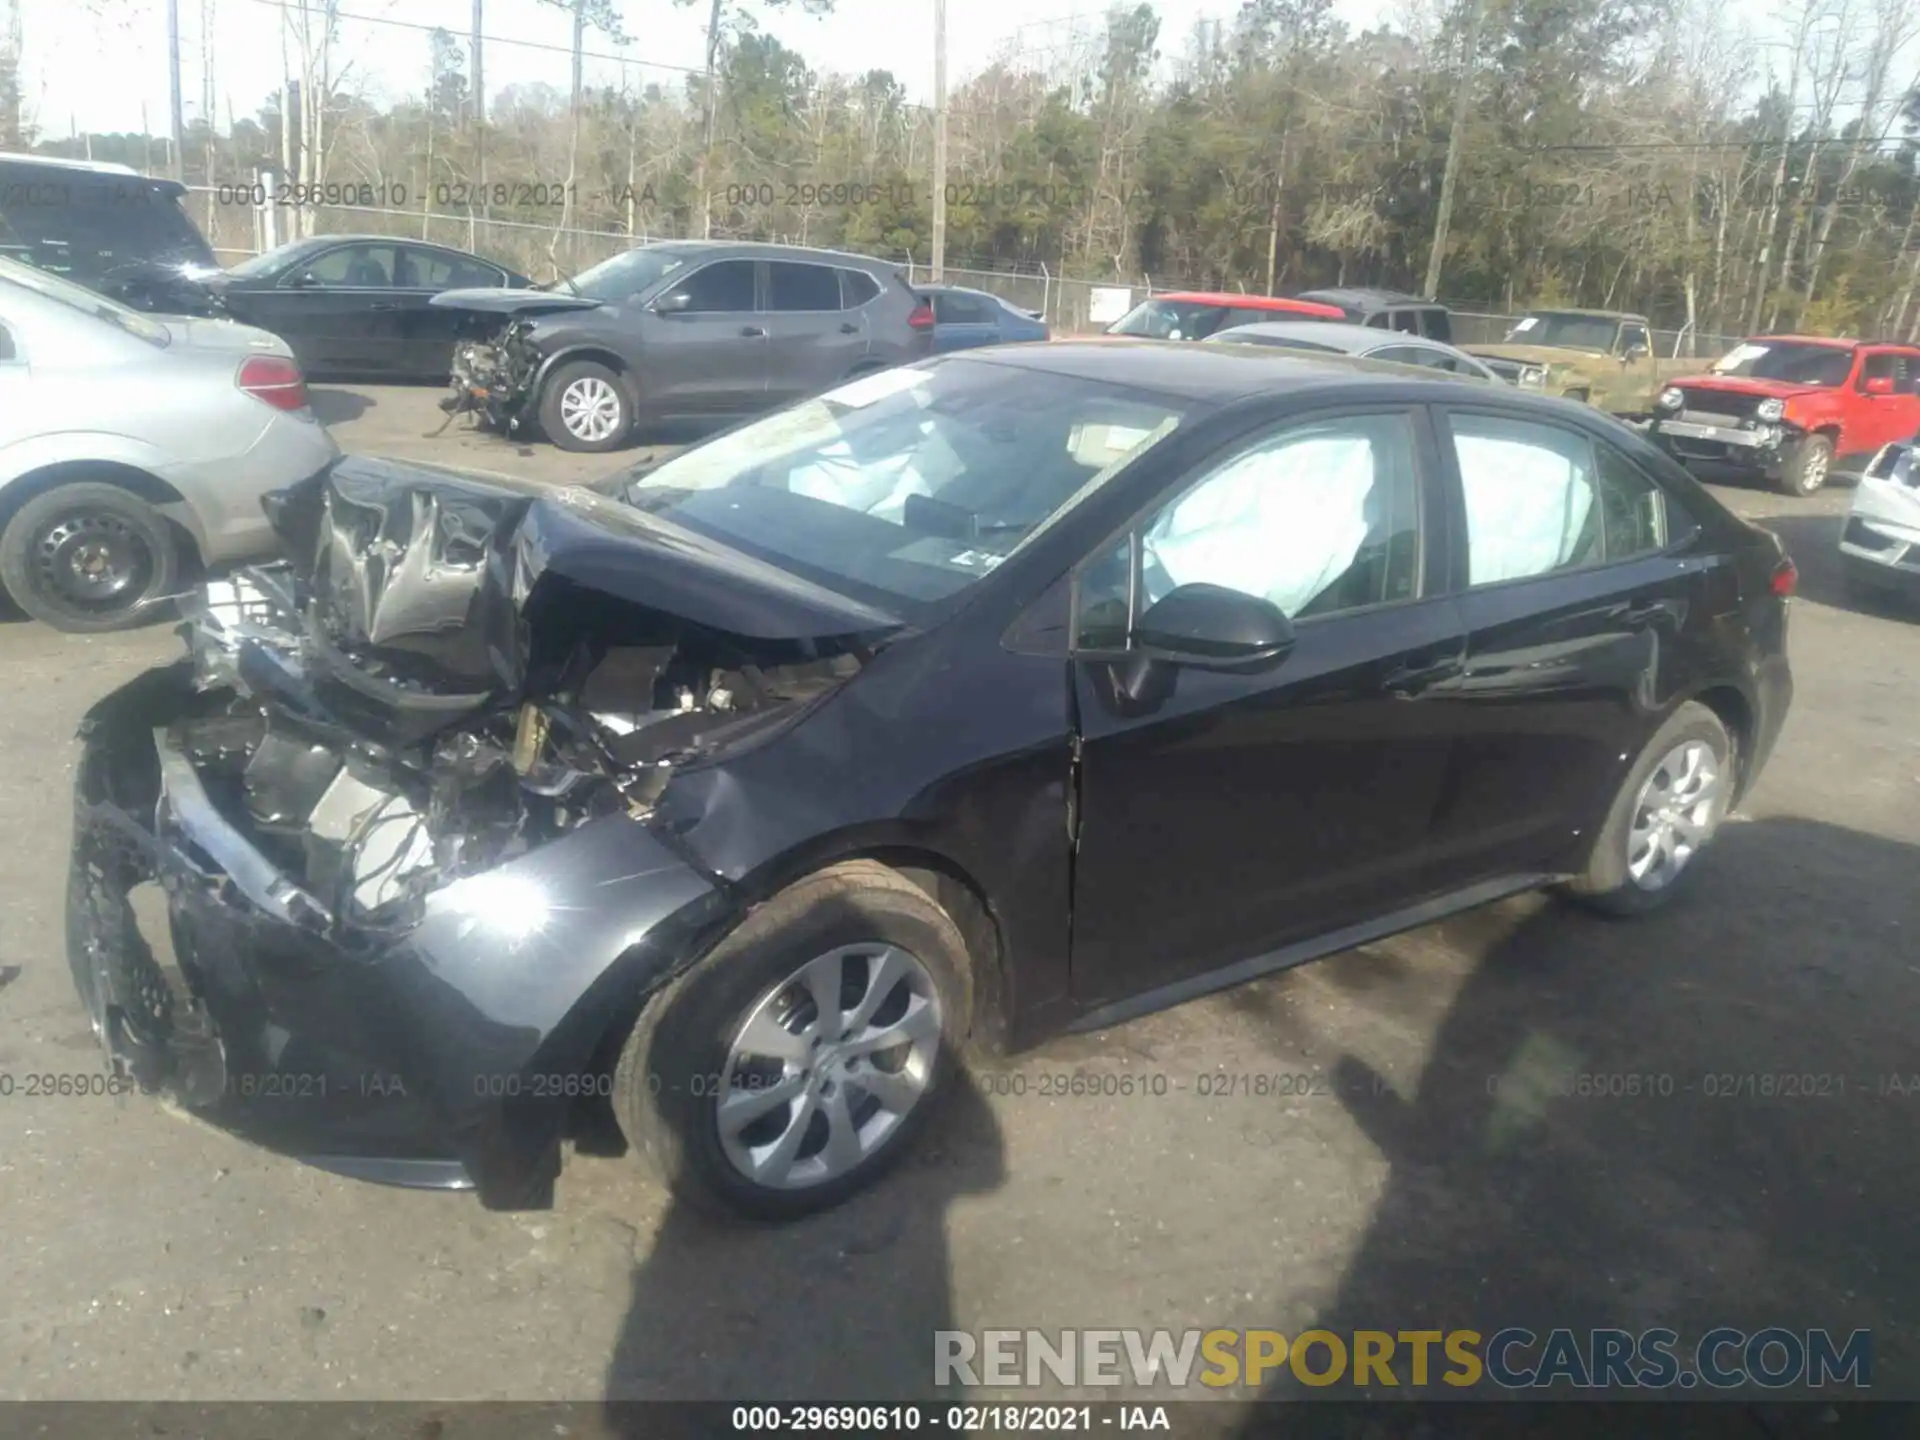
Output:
[
  {"xmin": 0, "ymin": 317, "xmax": 27, "ymax": 447},
  {"xmin": 930, "ymin": 290, "xmax": 999, "ymax": 352},
  {"xmin": 762, "ymin": 259, "xmax": 865, "ymax": 405},
  {"xmin": 1421, "ymin": 405, "xmax": 1706, "ymax": 890},
  {"xmin": 396, "ymin": 245, "xmax": 509, "ymax": 378},
  {"xmin": 638, "ymin": 257, "xmax": 766, "ymax": 414},
  {"xmin": 1068, "ymin": 404, "xmax": 1469, "ymax": 1004}
]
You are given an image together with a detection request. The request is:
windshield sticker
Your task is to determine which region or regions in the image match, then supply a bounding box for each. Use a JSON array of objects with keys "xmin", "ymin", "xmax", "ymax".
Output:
[
  {"xmin": 887, "ymin": 536, "xmax": 1008, "ymax": 573},
  {"xmin": 823, "ymin": 367, "xmax": 930, "ymax": 410},
  {"xmin": 1715, "ymin": 343, "xmax": 1771, "ymax": 371},
  {"xmin": 1511, "ymin": 317, "xmax": 1538, "ymax": 332}
]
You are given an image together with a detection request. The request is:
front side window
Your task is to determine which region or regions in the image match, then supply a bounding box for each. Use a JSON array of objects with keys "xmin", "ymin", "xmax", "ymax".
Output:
[
  {"xmin": 1858, "ymin": 353, "xmax": 1898, "ymax": 390},
  {"xmin": 1391, "ymin": 309, "xmax": 1421, "ymax": 334},
  {"xmin": 1619, "ymin": 324, "xmax": 1650, "ymax": 355},
  {"xmin": 1075, "ymin": 412, "xmax": 1422, "ymax": 640},
  {"xmin": 227, "ymin": 239, "xmax": 326, "ymax": 280},
  {"xmin": 1370, "ymin": 344, "xmax": 1446, "ymax": 370},
  {"xmin": 669, "ymin": 259, "xmax": 758, "ymax": 313},
  {"xmin": 768, "ymin": 262, "xmax": 841, "ymax": 312},
  {"xmin": 569, "ymin": 246, "xmax": 688, "ymax": 303},
  {"xmin": 305, "ymin": 244, "xmax": 398, "ymax": 287},
  {"xmin": 1449, "ymin": 413, "xmax": 1601, "ymax": 586},
  {"xmin": 1422, "ymin": 309, "xmax": 1453, "ymax": 342},
  {"xmin": 622, "ymin": 360, "xmax": 1186, "ymax": 611}
]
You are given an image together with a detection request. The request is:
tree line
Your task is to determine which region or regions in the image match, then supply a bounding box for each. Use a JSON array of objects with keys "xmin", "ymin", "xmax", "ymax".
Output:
[{"xmin": 14, "ymin": 0, "xmax": 1920, "ymax": 341}]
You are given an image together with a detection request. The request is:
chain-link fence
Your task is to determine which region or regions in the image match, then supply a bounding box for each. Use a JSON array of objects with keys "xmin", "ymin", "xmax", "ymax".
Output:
[{"xmin": 189, "ymin": 187, "xmax": 1744, "ymax": 355}]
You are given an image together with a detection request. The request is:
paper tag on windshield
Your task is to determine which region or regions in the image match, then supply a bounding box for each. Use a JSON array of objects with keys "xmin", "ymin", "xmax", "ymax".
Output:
[
  {"xmin": 1511, "ymin": 317, "xmax": 1538, "ymax": 332},
  {"xmin": 823, "ymin": 367, "xmax": 929, "ymax": 409},
  {"xmin": 1715, "ymin": 343, "xmax": 1770, "ymax": 371}
]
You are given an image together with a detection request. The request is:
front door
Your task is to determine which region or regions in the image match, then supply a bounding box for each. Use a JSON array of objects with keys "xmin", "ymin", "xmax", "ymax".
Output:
[
  {"xmin": 762, "ymin": 260, "xmax": 869, "ymax": 404},
  {"xmin": 637, "ymin": 257, "xmax": 767, "ymax": 416},
  {"xmin": 395, "ymin": 245, "xmax": 507, "ymax": 379},
  {"xmin": 1067, "ymin": 406, "xmax": 1467, "ymax": 1005},
  {"xmin": 258, "ymin": 241, "xmax": 411, "ymax": 377},
  {"xmin": 1420, "ymin": 406, "xmax": 1706, "ymax": 889},
  {"xmin": 1847, "ymin": 350, "xmax": 1920, "ymax": 464}
]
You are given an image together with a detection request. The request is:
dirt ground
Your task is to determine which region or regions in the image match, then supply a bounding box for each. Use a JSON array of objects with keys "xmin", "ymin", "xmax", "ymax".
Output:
[{"xmin": 0, "ymin": 384, "xmax": 1915, "ymax": 1427}]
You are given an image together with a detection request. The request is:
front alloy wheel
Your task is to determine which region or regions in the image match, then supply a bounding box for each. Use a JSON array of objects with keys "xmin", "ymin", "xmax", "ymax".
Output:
[
  {"xmin": 1626, "ymin": 739, "xmax": 1723, "ymax": 891},
  {"xmin": 717, "ymin": 944, "xmax": 942, "ymax": 1190},
  {"xmin": 537, "ymin": 359, "xmax": 632, "ymax": 453}
]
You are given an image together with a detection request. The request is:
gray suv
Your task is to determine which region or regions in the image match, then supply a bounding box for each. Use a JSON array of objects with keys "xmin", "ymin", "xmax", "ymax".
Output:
[{"xmin": 431, "ymin": 240, "xmax": 936, "ymax": 451}]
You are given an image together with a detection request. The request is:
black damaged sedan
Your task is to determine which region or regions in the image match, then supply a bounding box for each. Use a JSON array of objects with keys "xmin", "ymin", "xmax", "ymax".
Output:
[{"xmin": 68, "ymin": 343, "xmax": 1795, "ymax": 1219}]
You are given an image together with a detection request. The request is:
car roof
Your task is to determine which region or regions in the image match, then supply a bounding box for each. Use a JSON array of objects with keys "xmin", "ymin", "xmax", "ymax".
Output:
[
  {"xmin": 948, "ymin": 337, "xmax": 1481, "ymax": 402},
  {"xmin": 1295, "ymin": 287, "xmax": 1435, "ymax": 310},
  {"xmin": 1520, "ymin": 307, "xmax": 1644, "ymax": 321},
  {"xmin": 644, "ymin": 238, "xmax": 895, "ymax": 270},
  {"xmin": 1151, "ymin": 291, "xmax": 1346, "ymax": 317},
  {"xmin": 1213, "ymin": 320, "xmax": 1446, "ymax": 353},
  {"xmin": 1745, "ymin": 334, "xmax": 1859, "ymax": 349},
  {"xmin": 0, "ymin": 151, "xmax": 140, "ymax": 177}
]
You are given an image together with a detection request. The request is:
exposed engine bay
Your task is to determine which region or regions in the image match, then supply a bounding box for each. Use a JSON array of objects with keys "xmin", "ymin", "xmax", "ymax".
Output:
[
  {"xmin": 442, "ymin": 316, "xmax": 543, "ymax": 434},
  {"xmin": 167, "ymin": 461, "xmax": 888, "ymax": 938}
]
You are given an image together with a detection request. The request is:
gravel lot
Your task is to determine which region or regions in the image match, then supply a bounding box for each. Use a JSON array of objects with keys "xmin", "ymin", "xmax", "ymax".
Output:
[{"xmin": 1, "ymin": 384, "xmax": 1916, "ymax": 1424}]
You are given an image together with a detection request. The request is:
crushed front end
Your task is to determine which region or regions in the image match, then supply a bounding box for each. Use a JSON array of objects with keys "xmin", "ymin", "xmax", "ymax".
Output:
[
  {"xmin": 443, "ymin": 315, "xmax": 542, "ymax": 434},
  {"xmin": 65, "ymin": 458, "xmax": 891, "ymax": 1206}
]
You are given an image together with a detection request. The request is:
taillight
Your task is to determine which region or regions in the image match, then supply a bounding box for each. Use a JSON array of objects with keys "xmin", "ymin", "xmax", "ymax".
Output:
[
  {"xmin": 907, "ymin": 299, "xmax": 935, "ymax": 331},
  {"xmin": 237, "ymin": 354, "xmax": 309, "ymax": 412},
  {"xmin": 1770, "ymin": 556, "xmax": 1798, "ymax": 597}
]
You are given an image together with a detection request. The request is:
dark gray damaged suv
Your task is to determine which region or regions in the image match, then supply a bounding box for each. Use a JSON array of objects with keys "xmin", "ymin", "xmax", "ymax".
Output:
[{"xmin": 430, "ymin": 240, "xmax": 936, "ymax": 451}]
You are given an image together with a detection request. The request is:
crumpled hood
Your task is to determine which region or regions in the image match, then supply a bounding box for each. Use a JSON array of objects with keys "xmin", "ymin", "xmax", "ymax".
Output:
[
  {"xmin": 428, "ymin": 288, "xmax": 605, "ymax": 317},
  {"xmin": 264, "ymin": 456, "xmax": 906, "ymax": 705}
]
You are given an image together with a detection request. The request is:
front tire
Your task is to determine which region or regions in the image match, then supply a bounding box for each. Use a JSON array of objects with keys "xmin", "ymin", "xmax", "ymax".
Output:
[
  {"xmin": 538, "ymin": 360, "xmax": 632, "ymax": 452},
  {"xmin": 1778, "ymin": 433, "xmax": 1833, "ymax": 496},
  {"xmin": 0, "ymin": 482, "xmax": 181, "ymax": 633},
  {"xmin": 613, "ymin": 861, "xmax": 972, "ymax": 1221},
  {"xmin": 1562, "ymin": 701, "xmax": 1734, "ymax": 916}
]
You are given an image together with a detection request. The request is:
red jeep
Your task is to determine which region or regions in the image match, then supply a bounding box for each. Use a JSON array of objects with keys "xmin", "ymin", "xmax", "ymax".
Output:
[{"xmin": 1648, "ymin": 336, "xmax": 1920, "ymax": 495}]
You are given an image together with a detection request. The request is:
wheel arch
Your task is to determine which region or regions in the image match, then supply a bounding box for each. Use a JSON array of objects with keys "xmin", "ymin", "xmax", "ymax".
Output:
[
  {"xmin": 0, "ymin": 461, "xmax": 204, "ymax": 577},
  {"xmin": 533, "ymin": 346, "xmax": 638, "ymax": 405},
  {"xmin": 1686, "ymin": 681, "xmax": 1755, "ymax": 799}
]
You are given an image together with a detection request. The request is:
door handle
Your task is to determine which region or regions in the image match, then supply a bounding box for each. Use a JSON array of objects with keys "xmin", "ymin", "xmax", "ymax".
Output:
[
  {"xmin": 1381, "ymin": 649, "xmax": 1465, "ymax": 698},
  {"xmin": 839, "ymin": 323, "xmax": 859, "ymax": 334},
  {"xmin": 368, "ymin": 302, "xmax": 399, "ymax": 312},
  {"xmin": 740, "ymin": 325, "xmax": 767, "ymax": 337},
  {"xmin": 1606, "ymin": 599, "xmax": 1672, "ymax": 626}
]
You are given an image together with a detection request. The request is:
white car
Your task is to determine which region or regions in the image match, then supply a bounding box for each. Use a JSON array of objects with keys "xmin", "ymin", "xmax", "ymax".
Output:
[
  {"xmin": 1840, "ymin": 437, "xmax": 1920, "ymax": 607},
  {"xmin": 0, "ymin": 257, "xmax": 339, "ymax": 631}
]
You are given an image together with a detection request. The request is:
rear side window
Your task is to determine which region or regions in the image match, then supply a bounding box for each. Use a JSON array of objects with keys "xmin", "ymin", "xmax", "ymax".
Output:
[
  {"xmin": 1390, "ymin": 309, "xmax": 1421, "ymax": 334},
  {"xmin": 769, "ymin": 261, "xmax": 842, "ymax": 312},
  {"xmin": 1448, "ymin": 413, "xmax": 1603, "ymax": 586},
  {"xmin": 933, "ymin": 292, "xmax": 995, "ymax": 324},
  {"xmin": 1593, "ymin": 444, "xmax": 1674, "ymax": 560},
  {"xmin": 404, "ymin": 249, "xmax": 503, "ymax": 290},
  {"xmin": 841, "ymin": 269, "xmax": 881, "ymax": 308}
]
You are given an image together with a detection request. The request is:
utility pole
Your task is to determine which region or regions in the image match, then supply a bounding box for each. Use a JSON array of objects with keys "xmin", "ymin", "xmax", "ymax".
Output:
[
  {"xmin": 930, "ymin": 0, "xmax": 947, "ymax": 281},
  {"xmin": 1423, "ymin": 0, "xmax": 1484, "ymax": 301},
  {"xmin": 470, "ymin": 0, "xmax": 484, "ymax": 126},
  {"xmin": 166, "ymin": 0, "xmax": 186, "ymax": 178}
]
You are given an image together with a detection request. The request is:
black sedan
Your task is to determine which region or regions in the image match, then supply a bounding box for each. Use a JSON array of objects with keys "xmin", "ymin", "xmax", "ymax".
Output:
[
  {"xmin": 66, "ymin": 343, "xmax": 1794, "ymax": 1219},
  {"xmin": 197, "ymin": 234, "xmax": 533, "ymax": 380}
]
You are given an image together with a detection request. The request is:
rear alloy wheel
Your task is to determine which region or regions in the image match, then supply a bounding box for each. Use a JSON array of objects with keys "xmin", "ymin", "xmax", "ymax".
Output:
[
  {"xmin": 1778, "ymin": 433, "xmax": 1833, "ymax": 496},
  {"xmin": 614, "ymin": 860, "xmax": 970, "ymax": 1220},
  {"xmin": 1563, "ymin": 701, "xmax": 1733, "ymax": 916},
  {"xmin": 0, "ymin": 482, "xmax": 180, "ymax": 633},
  {"xmin": 538, "ymin": 360, "xmax": 632, "ymax": 453}
]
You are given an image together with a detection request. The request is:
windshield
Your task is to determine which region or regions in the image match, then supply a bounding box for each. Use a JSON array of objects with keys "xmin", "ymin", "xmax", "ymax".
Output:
[
  {"xmin": 0, "ymin": 255, "xmax": 171, "ymax": 345},
  {"xmin": 1107, "ymin": 299, "xmax": 1237, "ymax": 341},
  {"xmin": 568, "ymin": 246, "xmax": 689, "ymax": 303},
  {"xmin": 225, "ymin": 240, "xmax": 324, "ymax": 280},
  {"xmin": 1209, "ymin": 333, "xmax": 1343, "ymax": 353},
  {"xmin": 1710, "ymin": 341, "xmax": 1855, "ymax": 387},
  {"xmin": 1503, "ymin": 312, "xmax": 1621, "ymax": 350},
  {"xmin": 621, "ymin": 359, "xmax": 1187, "ymax": 609}
]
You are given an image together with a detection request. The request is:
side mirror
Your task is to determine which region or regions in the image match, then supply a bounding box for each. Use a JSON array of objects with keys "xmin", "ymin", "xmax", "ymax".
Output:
[
  {"xmin": 1132, "ymin": 583, "xmax": 1296, "ymax": 667},
  {"xmin": 654, "ymin": 291, "xmax": 692, "ymax": 314},
  {"xmin": 1862, "ymin": 375, "xmax": 1895, "ymax": 396}
]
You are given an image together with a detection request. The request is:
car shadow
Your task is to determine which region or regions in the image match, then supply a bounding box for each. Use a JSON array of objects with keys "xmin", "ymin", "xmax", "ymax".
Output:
[
  {"xmin": 308, "ymin": 387, "xmax": 376, "ymax": 425},
  {"xmin": 1752, "ymin": 512, "xmax": 1917, "ymax": 620},
  {"xmin": 1224, "ymin": 815, "xmax": 1919, "ymax": 1424},
  {"xmin": 600, "ymin": 1064, "xmax": 1006, "ymax": 1419}
]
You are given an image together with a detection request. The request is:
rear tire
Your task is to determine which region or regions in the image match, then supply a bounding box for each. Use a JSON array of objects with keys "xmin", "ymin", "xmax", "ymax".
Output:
[
  {"xmin": 613, "ymin": 860, "xmax": 972, "ymax": 1221},
  {"xmin": 1778, "ymin": 433, "xmax": 1834, "ymax": 496},
  {"xmin": 0, "ymin": 482, "xmax": 181, "ymax": 633},
  {"xmin": 538, "ymin": 360, "xmax": 632, "ymax": 452},
  {"xmin": 1561, "ymin": 701, "xmax": 1733, "ymax": 917}
]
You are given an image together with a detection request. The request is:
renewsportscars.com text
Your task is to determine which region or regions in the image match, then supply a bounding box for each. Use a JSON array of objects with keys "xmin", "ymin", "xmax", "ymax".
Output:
[{"xmin": 935, "ymin": 1327, "xmax": 1871, "ymax": 1390}]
